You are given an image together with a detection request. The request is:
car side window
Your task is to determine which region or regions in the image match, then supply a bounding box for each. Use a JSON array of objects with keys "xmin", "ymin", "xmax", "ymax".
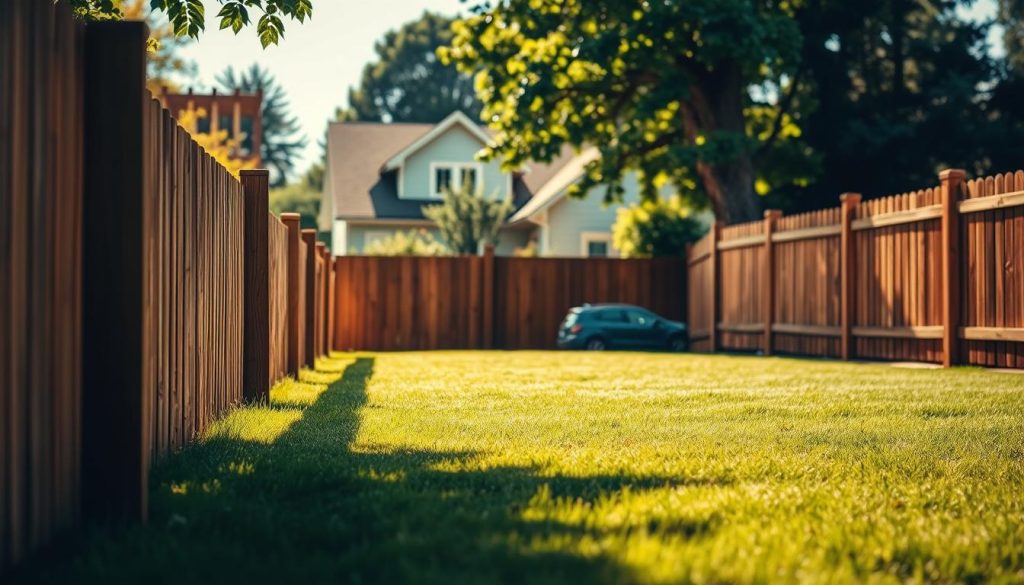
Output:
[
  {"xmin": 625, "ymin": 310, "xmax": 653, "ymax": 326},
  {"xmin": 594, "ymin": 310, "xmax": 626, "ymax": 323}
]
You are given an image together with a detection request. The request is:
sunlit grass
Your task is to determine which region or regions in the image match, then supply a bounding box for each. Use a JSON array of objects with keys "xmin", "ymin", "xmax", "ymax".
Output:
[{"xmin": 25, "ymin": 351, "xmax": 1024, "ymax": 584}]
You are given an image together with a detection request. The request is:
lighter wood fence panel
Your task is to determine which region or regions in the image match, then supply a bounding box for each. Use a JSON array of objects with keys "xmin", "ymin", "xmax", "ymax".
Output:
[
  {"xmin": 718, "ymin": 221, "xmax": 765, "ymax": 351},
  {"xmin": 773, "ymin": 209, "xmax": 842, "ymax": 357},
  {"xmin": 268, "ymin": 216, "xmax": 289, "ymax": 385},
  {"xmin": 961, "ymin": 171, "xmax": 1024, "ymax": 368},
  {"xmin": 686, "ymin": 235, "xmax": 714, "ymax": 351},
  {"xmin": 852, "ymin": 189, "xmax": 944, "ymax": 362},
  {"xmin": 0, "ymin": 0, "xmax": 84, "ymax": 570}
]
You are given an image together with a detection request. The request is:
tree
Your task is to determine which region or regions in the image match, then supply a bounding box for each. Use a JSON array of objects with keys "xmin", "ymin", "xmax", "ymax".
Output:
[
  {"xmin": 772, "ymin": 0, "xmax": 1011, "ymax": 211},
  {"xmin": 176, "ymin": 108, "xmax": 255, "ymax": 178},
  {"xmin": 218, "ymin": 64, "xmax": 307, "ymax": 186},
  {"xmin": 361, "ymin": 230, "xmax": 448, "ymax": 256},
  {"xmin": 423, "ymin": 185, "xmax": 512, "ymax": 254},
  {"xmin": 442, "ymin": 0, "xmax": 802, "ymax": 223},
  {"xmin": 343, "ymin": 12, "xmax": 482, "ymax": 123},
  {"xmin": 65, "ymin": 0, "xmax": 312, "ymax": 47},
  {"xmin": 612, "ymin": 196, "xmax": 705, "ymax": 258},
  {"xmin": 117, "ymin": 0, "xmax": 196, "ymax": 93},
  {"xmin": 1000, "ymin": 0, "xmax": 1024, "ymax": 71}
]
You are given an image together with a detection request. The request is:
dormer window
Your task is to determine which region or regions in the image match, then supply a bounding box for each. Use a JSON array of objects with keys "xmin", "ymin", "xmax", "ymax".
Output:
[{"xmin": 430, "ymin": 162, "xmax": 482, "ymax": 198}]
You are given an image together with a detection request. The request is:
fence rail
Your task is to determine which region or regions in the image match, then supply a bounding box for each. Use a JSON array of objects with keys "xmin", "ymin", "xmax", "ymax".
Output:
[{"xmin": 688, "ymin": 168, "xmax": 1024, "ymax": 367}]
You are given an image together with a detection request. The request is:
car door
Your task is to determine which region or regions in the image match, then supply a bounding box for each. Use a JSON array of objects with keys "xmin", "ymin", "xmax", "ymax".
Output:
[
  {"xmin": 623, "ymin": 309, "xmax": 661, "ymax": 348},
  {"xmin": 591, "ymin": 309, "xmax": 629, "ymax": 347}
]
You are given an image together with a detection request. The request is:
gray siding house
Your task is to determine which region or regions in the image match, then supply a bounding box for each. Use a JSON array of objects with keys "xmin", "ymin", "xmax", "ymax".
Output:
[{"xmin": 319, "ymin": 111, "xmax": 653, "ymax": 257}]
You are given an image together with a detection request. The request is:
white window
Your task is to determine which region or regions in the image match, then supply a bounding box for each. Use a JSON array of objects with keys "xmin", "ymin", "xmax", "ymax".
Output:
[
  {"xmin": 580, "ymin": 232, "xmax": 614, "ymax": 258},
  {"xmin": 430, "ymin": 162, "xmax": 483, "ymax": 199}
]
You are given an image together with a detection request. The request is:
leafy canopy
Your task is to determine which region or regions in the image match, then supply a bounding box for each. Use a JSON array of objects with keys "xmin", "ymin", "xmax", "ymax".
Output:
[
  {"xmin": 361, "ymin": 230, "xmax": 449, "ymax": 257},
  {"xmin": 441, "ymin": 0, "xmax": 801, "ymax": 219},
  {"xmin": 344, "ymin": 12, "xmax": 482, "ymax": 124},
  {"xmin": 66, "ymin": 0, "xmax": 312, "ymax": 48},
  {"xmin": 423, "ymin": 184, "xmax": 512, "ymax": 255},
  {"xmin": 612, "ymin": 196, "xmax": 705, "ymax": 258}
]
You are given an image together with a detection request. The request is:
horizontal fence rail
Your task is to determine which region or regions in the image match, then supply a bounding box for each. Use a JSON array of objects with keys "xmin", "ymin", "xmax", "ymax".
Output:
[{"xmin": 688, "ymin": 168, "xmax": 1024, "ymax": 368}]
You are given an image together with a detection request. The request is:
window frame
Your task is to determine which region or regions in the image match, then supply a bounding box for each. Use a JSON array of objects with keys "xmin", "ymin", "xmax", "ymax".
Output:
[
  {"xmin": 580, "ymin": 231, "xmax": 614, "ymax": 258},
  {"xmin": 428, "ymin": 161, "xmax": 484, "ymax": 199}
]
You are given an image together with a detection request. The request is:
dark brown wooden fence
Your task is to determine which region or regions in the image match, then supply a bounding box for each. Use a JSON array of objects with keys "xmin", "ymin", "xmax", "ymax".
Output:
[
  {"xmin": 1, "ymin": 0, "xmax": 85, "ymax": 570},
  {"xmin": 1, "ymin": 7, "xmax": 333, "ymax": 572},
  {"xmin": 332, "ymin": 252, "xmax": 687, "ymax": 351},
  {"xmin": 688, "ymin": 168, "xmax": 1024, "ymax": 367}
]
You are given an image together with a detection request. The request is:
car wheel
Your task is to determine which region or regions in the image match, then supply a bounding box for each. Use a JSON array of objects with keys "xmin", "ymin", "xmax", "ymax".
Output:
[
  {"xmin": 669, "ymin": 336, "xmax": 687, "ymax": 352},
  {"xmin": 585, "ymin": 338, "xmax": 606, "ymax": 351}
]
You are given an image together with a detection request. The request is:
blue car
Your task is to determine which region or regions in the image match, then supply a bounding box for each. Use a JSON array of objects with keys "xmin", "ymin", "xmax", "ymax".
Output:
[{"xmin": 556, "ymin": 304, "xmax": 688, "ymax": 351}]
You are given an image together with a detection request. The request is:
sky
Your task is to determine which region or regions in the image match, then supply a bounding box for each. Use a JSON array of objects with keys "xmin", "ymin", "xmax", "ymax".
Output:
[
  {"xmin": 176, "ymin": 0, "xmax": 1004, "ymax": 181},
  {"xmin": 177, "ymin": 0, "xmax": 468, "ymax": 179}
]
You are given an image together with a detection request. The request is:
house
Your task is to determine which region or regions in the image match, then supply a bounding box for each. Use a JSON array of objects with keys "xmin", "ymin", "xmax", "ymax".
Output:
[
  {"xmin": 319, "ymin": 111, "xmax": 657, "ymax": 257},
  {"xmin": 157, "ymin": 86, "xmax": 263, "ymax": 167}
]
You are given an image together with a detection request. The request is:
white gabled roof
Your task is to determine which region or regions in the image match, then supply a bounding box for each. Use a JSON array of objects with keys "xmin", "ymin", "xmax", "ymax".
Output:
[
  {"xmin": 380, "ymin": 110, "xmax": 493, "ymax": 172},
  {"xmin": 510, "ymin": 147, "xmax": 600, "ymax": 222}
]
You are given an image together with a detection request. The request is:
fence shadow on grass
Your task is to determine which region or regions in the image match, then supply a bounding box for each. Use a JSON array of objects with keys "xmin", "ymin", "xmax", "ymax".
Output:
[{"xmin": 27, "ymin": 356, "xmax": 730, "ymax": 584}]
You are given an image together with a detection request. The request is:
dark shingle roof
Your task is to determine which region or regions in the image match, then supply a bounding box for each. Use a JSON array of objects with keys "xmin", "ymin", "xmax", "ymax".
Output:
[{"xmin": 324, "ymin": 121, "xmax": 580, "ymax": 222}]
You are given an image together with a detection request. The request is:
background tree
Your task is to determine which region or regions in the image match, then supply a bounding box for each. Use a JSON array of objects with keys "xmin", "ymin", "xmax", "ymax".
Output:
[
  {"xmin": 768, "ymin": 0, "xmax": 1017, "ymax": 211},
  {"xmin": 443, "ymin": 0, "xmax": 803, "ymax": 223},
  {"xmin": 66, "ymin": 0, "xmax": 312, "ymax": 47},
  {"xmin": 176, "ymin": 108, "xmax": 255, "ymax": 178},
  {"xmin": 118, "ymin": 0, "xmax": 197, "ymax": 93},
  {"xmin": 218, "ymin": 64, "xmax": 307, "ymax": 186},
  {"xmin": 423, "ymin": 185, "xmax": 512, "ymax": 254},
  {"xmin": 343, "ymin": 12, "xmax": 482, "ymax": 123},
  {"xmin": 612, "ymin": 196, "xmax": 705, "ymax": 258}
]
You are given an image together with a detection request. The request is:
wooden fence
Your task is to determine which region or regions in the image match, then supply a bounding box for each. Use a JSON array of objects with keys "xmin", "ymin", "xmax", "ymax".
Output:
[
  {"xmin": 332, "ymin": 252, "xmax": 687, "ymax": 351},
  {"xmin": 1, "ymin": 0, "xmax": 85, "ymax": 570},
  {"xmin": 688, "ymin": 168, "xmax": 1024, "ymax": 367},
  {"xmin": 1, "ymin": 7, "xmax": 332, "ymax": 572}
]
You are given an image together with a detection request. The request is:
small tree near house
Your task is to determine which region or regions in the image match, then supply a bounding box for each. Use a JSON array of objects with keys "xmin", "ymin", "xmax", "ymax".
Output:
[{"xmin": 423, "ymin": 184, "xmax": 512, "ymax": 255}]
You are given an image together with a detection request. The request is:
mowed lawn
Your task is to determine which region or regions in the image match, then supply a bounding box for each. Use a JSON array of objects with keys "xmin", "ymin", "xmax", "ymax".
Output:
[{"xmin": 25, "ymin": 352, "xmax": 1024, "ymax": 584}]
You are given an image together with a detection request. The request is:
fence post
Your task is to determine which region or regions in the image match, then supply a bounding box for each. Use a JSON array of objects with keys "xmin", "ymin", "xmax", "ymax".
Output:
[
  {"xmin": 240, "ymin": 170, "xmax": 270, "ymax": 403},
  {"xmin": 762, "ymin": 210, "xmax": 782, "ymax": 355},
  {"xmin": 481, "ymin": 244, "xmax": 495, "ymax": 349},
  {"xmin": 709, "ymin": 221, "xmax": 722, "ymax": 352},
  {"xmin": 326, "ymin": 250, "xmax": 336, "ymax": 354},
  {"xmin": 302, "ymin": 229, "xmax": 318, "ymax": 367},
  {"xmin": 81, "ymin": 20, "xmax": 151, "ymax": 522},
  {"xmin": 940, "ymin": 169, "xmax": 966, "ymax": 368},
  {"xmin": 316, "ymin": 241, "xmax": 327, "ymax": 357},
  {"xmin": 281, "ymin": 213, "xmax": 303, "ymax": 376},
  {"xmin": 839, "ymin": 193, "xmax": 862, "ymax": 361}
]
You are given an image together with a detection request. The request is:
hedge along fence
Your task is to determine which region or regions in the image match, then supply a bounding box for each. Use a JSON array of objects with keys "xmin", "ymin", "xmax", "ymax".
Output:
[
  {"xmin": 1, "ymin": 6, "xmax": 331, "ymax": 572},
  {"xmin": 687, "ymin": 168, "xmax": 1024, "ymax": 368}
]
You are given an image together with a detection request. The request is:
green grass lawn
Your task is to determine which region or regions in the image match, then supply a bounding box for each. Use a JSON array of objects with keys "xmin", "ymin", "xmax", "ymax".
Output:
[{"xmin": 24, "ymin": 352, "xmax": 1024, "ymax": 584}]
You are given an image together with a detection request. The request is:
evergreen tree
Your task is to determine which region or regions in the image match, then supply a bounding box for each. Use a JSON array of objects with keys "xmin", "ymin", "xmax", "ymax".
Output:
[
  {"xmin": 217, "ymin": 64, "xmax": 307, "ymax": 186},
  {"xmin": 344, "ymin": 12, "xmax": 482, "ymax": 123}
]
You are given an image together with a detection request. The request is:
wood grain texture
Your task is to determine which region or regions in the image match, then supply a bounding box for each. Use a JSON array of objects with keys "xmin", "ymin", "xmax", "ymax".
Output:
[
  {"xmin": 242, "ymin": 170, "xmax": 270, "ymax": 402},
  {"xmin": 332, "ymin": 256, "xmax": 685, "ymax": 351}
]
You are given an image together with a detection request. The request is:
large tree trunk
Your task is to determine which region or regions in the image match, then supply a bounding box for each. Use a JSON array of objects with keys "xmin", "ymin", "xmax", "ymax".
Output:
[{"xmin": 682, "ymin": 62, "xmax": 762, "ymax": 224}]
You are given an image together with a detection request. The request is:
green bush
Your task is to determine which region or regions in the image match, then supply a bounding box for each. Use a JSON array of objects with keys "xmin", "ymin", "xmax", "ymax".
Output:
[
  {"xmin": 612, "ymin": 195, "xmax": 705, "ymax": 258},
  {"xmin": 360, "ymin": 229, "xmax": 448, "ymax": 256}
]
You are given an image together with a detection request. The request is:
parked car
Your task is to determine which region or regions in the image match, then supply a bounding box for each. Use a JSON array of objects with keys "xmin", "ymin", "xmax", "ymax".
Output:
[{"xmin": 556, "ymin": 304, "xmax": 688, "ymax": 351}]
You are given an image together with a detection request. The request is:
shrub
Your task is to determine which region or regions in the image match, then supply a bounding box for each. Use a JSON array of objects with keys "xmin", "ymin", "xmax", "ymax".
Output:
[{"xmin": 612, "ymin": 195, "xmax": 705, "ymax": 258}]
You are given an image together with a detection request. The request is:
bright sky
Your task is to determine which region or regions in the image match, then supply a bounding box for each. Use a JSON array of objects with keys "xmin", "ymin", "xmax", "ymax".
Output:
[{"xmin": 178, "ymin": 0, "xmax": 1004, "ymax": 180}]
